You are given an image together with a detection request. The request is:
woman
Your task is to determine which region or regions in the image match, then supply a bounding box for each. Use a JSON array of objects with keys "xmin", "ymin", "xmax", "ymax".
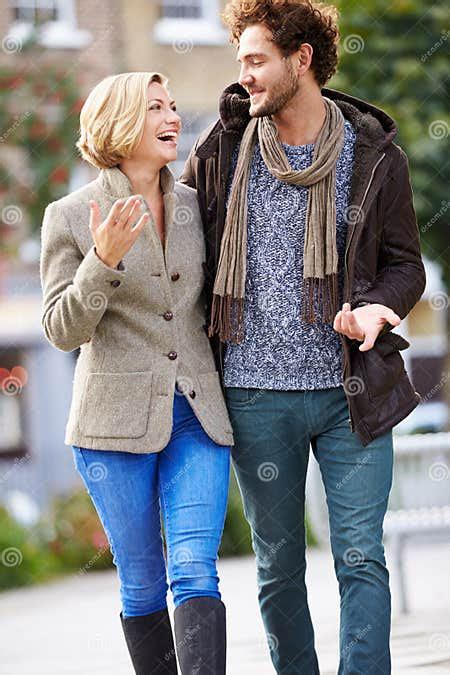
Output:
[{"xmin": 39, "ymin": 71, "xmax": 234, "ymax": 674}]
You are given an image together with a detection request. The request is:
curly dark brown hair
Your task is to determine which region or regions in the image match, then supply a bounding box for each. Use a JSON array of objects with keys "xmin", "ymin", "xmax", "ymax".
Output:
[{"xmin": 222, "ymin": 0, "xmax": 340, "ymax": 88}]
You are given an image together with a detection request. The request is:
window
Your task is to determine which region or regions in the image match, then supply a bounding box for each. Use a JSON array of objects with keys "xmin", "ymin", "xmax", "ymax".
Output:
[
  {"xmin": 162, "ymin": 0, "xmax": 203, "ymax": 20},
  {"xmin": 154, "ymin": 0, "xmax": 227, "ymax": 46},
  {"xmin": 8, "ymin": 0, "xmax": 92, "ymax": 49},
  {"xmin": 0, "ymin": 348, "xmax": 27, "ymax": 458},
  {"xmin": 11, "ymin": 0, "xmax": 57, "ymax": 23}
]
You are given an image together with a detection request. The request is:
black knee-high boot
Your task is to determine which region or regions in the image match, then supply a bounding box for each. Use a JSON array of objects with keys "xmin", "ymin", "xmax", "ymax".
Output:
[
  {"xmin": 174, "ymin": 597, "xmax": 226, "ymax": 674},
  {"xmin": 120, "ymin": 607, "xmax": 178, "ymax": 674}
]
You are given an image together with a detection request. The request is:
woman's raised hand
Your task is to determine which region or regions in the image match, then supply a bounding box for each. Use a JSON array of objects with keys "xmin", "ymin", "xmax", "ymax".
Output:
[{"xmin": 89, "ymin": 195, "xmax": 150, "ymax": 269}]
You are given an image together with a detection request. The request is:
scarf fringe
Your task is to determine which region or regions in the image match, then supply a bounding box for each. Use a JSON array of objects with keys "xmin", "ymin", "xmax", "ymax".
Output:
[
  {"xmin": 209, "ymin": 294, "xmax": 245, "ymax": 344},
  {"xmin": 302, "ymin": 273, "xmax": 340, "ymax": 324}
]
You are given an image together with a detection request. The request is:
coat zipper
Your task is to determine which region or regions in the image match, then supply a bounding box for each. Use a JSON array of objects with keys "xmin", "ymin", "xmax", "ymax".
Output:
[
  {"xmin": 343, "ymin": 151, "xmax": 386, "ymax": 432},
  {"xmin": 344, "ymin": 152, "xmax": 386, "ymax": 281}
]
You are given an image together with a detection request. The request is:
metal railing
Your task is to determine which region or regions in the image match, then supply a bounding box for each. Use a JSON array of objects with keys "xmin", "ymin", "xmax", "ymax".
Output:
[{"xmin": 306, "ymin": 432, "xmax": 450, "ymax": 613}]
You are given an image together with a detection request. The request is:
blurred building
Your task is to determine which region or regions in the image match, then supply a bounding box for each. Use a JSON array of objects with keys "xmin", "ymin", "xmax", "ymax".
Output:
[
  {"xmin": 0, "ymin": 0, "xmax": 237, "ymax": 182},
  {"xmin": 396, "ymin": 258, "xmax": 449, "ymax": 434},
  {"xmin": 0, "ymin": 1, "xmax": 448, "ymax": 514},
  {"xmin": 0, "ymin": 0, "xmax": 237, "ymax": 512},
  {"xmin": 118, "ymin": 0, "xmax": 236, "ymax": 175}
]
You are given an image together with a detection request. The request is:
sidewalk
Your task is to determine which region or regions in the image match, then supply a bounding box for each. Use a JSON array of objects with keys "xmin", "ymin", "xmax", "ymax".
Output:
[{"xmin": 1, "ymin": 541, "xmax": 449, "ymax": 674}]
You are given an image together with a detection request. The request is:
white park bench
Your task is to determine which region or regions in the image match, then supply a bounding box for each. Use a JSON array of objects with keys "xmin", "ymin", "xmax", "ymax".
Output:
[{"xmin": 306, "ymin": 432, "xmax": 450, "ymax": 614}]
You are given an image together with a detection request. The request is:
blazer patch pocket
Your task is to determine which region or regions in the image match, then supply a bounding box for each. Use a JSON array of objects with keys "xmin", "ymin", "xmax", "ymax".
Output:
[{"xmin": 79, "ymin": 371, "xmax": 153, "ymax": 439}]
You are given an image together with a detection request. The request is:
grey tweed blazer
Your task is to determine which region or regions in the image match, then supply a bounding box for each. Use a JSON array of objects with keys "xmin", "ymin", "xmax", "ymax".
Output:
[{"xmin": 40, "ymin": 165, "xmax": 234, "ymax": 453}]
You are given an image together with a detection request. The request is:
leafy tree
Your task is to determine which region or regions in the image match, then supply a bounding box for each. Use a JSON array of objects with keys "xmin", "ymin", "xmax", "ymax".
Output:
[{"xmin": 333, "ymin": 0, "xmax": 449, "ymax": 287}]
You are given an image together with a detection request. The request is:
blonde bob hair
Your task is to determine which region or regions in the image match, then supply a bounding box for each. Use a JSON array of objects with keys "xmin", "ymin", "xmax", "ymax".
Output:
[{"xmin": 76, "ymin": 71, "xmax": 170, "ymax": 170}]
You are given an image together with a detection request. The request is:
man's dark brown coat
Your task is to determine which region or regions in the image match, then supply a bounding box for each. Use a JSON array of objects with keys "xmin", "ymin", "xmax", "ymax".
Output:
[{"xmin": 181, "ymin": 83, "xmax": 426, "ymax": 446}]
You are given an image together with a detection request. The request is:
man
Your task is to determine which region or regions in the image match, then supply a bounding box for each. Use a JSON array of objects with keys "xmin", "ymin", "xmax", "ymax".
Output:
[{"xmin": 181, "ymin": 1, "xmax": 426, "ymax": 672}]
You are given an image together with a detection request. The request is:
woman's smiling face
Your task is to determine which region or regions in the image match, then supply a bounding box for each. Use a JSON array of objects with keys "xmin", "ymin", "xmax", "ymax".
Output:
[{"xmin": 132, "ymin": 81, "xmax": 182, "ymax": 167}]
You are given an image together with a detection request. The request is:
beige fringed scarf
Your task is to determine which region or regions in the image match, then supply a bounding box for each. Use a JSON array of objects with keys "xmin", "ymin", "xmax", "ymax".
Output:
[{"xmin": 209, "ymin": 96, "xmax": 346, "ymax": 343}]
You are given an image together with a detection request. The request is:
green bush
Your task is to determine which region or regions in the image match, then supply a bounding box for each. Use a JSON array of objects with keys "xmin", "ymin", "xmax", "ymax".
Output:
[
  {"xmin": 0, "ymin": 490, "xmax": 114, "ymax": 592},
  {"xmin": 50, "ymin": 490, "xmax": 113, "ymax": 573},
  {"xmin": 0, "ymin": 506, "xmax": 59, "ymax": 590},
  {"xmin": 220, "ymin": 472, "xmax": 253, "ymax": 557}
]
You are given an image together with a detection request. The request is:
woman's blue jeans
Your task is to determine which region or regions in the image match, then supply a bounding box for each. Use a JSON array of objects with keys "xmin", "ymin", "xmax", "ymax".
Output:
[{"xmin": 72, "ymin": 388, "xmax": 231, "ymax": 618}]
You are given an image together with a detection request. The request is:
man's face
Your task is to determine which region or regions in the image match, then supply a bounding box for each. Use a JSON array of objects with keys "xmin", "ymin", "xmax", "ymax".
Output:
[{"xmin": 237, "ymin": 24, "xmax": 300, "ymax": 118}]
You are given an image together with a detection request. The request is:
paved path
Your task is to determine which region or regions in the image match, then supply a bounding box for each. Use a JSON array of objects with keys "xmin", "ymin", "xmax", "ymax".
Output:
[{"xmin": 1, "ymin": 541, "xmax": 449, "ymax": 674}]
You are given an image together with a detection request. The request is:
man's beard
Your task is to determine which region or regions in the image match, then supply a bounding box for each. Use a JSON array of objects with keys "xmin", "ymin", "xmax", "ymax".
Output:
[{"xmin": 250, "ymin": 59, "xmax": 300, "ymax": 118}]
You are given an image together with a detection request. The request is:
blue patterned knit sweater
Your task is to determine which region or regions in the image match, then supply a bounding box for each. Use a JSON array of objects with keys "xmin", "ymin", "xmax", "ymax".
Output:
[{"xmin": 223, "ymin": 118, "xmax": 356, "ymax": 390}]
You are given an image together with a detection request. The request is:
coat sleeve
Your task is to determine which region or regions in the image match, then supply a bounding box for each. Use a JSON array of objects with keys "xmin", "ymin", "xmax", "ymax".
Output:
[
  {"xmin": 40, "ymin": 200, "xmax": 127, "ymax": 352},
  {"xmin": 352, "ymin": 147, "xmax": 426, "ymax": 322}
]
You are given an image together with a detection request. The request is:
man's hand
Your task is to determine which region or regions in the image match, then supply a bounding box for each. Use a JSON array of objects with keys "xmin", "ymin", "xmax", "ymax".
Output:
[{"xmin": 333, "ymin": 302, "xmax": 401, "ymax": 352}]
